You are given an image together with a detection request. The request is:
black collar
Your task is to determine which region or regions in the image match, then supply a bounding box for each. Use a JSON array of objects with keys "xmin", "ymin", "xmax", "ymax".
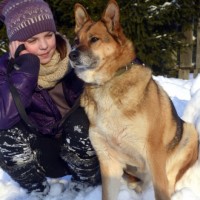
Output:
[{"xmin": 115, "ymin": 58, "xmax": 144, "ymax": 77}]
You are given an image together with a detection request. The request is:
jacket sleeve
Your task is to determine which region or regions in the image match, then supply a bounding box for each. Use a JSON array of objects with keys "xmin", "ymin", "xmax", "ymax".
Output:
[{"xmin": 0, "ymin": 53, "xmax": 40, "ymax": 129}]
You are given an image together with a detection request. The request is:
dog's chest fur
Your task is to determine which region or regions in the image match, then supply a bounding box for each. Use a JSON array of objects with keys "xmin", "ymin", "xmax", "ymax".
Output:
[{"xmin": 81, "ymin": 66, "xmax": 153, "ymax": 172}]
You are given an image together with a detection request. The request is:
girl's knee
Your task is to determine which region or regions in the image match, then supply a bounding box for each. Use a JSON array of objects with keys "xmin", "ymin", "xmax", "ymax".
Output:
[{"xmin": 0, "ymin": 127, "xmax": 36, "ymax": 166}]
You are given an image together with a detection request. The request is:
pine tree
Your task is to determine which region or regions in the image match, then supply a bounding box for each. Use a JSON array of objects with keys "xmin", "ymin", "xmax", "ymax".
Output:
[
  {"xmin": 0, "ymin": 21, "xmax": 8, "ymax": 53},
  {"xmin": 118, "ymin": 0, "xmax": 200, "ymax": 76},
  {"xmin": 44, "ymin": 0, "xmax": 200, "ymax": 76},
  {"xmin": 0, "ymin": 0, "xmax": 199, "ymax": 77}
]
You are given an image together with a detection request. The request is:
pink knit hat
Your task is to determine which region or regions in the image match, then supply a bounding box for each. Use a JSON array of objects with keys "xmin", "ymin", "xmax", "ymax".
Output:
[{"xmin": 0, "ymin": 0, "xmax": 56, "ymax": 41}]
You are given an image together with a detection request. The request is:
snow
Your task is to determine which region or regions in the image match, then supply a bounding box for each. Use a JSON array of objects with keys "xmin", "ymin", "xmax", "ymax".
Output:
[{"xmin": 1, "ymin": 74, "xmax": 200, "ymax": 200}]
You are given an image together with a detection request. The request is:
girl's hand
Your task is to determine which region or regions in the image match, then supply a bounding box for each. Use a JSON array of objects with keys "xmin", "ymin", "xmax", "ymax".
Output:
[{"xmin": 9, "ymin": 41, "xmax": 29, "ymax": 58}]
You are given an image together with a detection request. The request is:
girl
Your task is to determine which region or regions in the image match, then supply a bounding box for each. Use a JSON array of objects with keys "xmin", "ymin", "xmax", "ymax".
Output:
[{"xmin": 0, "ymin": 0, "xmax": 100, "ymax": 195}]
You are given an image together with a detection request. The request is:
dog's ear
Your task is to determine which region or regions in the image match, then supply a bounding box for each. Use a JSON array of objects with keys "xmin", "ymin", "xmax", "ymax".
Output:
[
  {"xmin": 74, "ymin": 3, "xmax": 91, "ymax": 34},
  {"xmin": 101, "ymin": 0, "xmax": 120, "ymax": 33}
]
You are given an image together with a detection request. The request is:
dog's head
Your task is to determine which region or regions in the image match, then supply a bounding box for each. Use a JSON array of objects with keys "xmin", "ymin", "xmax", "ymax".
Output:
[{"xmin": 69, "ymin": 0, "xmax": 135, "ymax": 85}]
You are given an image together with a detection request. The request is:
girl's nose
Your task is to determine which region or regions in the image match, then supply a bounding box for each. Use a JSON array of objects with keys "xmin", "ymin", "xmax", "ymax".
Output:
[{"xmin": 39, "ymin": 39, "xmax": 48, "ymax": 50}]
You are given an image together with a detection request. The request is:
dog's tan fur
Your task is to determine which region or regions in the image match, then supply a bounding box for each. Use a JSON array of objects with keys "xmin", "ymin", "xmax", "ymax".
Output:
[{"xmin": 69, "ymin": 1, "xmax": 199, "ymax": 199}]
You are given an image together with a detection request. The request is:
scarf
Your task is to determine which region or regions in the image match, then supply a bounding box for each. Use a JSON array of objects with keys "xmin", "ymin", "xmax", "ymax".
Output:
[{"xmin": 38, "ymin": 49, "xmax": 69, "ymax": 89}]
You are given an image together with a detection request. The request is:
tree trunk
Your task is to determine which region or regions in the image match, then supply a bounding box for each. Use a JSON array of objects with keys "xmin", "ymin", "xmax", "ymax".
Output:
[
  {"xmin": 196, "ymin": 18, "xmax": 200, "ymax": 69},
  {"xmin": 180, "ymin": 26, "xmax": 193, "ymax": 68}
]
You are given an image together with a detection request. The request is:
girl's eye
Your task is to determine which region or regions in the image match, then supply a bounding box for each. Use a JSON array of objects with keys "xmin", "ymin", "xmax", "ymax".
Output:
[
  {"xmin": 46, "ymin": 33, "xmax": 54, "ymax": 38},
  {"xmin": 26, "ymin": 38, "xmax": 36, "ymax": 44},
  {"xmin": 90, "ymin": 37, "xmax": 99, "ymax": 43}
]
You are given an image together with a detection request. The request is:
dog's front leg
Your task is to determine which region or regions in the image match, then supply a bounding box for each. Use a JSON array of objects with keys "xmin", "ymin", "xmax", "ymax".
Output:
[
  {"xmin": 100, "ymin": 157, "xmax": 123, "ymax": 200},
  {"xmin": 90, "ymin": 130, "xmax": 123, "ymax": 200}
]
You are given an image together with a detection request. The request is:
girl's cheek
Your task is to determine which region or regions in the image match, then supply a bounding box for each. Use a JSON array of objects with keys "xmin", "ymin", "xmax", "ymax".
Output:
[{"xmin": 24, "ymin": 45, "xmax": 37, "ymax": 55}]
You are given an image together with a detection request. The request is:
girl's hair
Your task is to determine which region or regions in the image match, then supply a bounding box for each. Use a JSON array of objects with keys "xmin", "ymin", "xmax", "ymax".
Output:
[{"xmin": 55, "ymin": 33, "xmax": 67, "ymax": 60}]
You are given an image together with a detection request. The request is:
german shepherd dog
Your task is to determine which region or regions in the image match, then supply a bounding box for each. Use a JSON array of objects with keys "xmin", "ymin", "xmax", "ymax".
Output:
[{"xmin": 69, "ymin": 0, "xmax": 198, "ymax": 199}]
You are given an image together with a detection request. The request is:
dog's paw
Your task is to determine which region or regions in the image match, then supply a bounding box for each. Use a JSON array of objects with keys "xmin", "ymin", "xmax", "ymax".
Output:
[
  {"xmin": 123, "ymin": 173, "xmax": 142, "ymax": 193},
  {"xmin": 127, "ymin": 182, "xmax": 142, "ymax": 193}
]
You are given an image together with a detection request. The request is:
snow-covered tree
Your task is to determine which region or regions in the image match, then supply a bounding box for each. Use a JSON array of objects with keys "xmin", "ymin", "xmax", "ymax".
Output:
[{"xmin": 0, "ymin": 0, "xmax": 199, "ymax": 77}]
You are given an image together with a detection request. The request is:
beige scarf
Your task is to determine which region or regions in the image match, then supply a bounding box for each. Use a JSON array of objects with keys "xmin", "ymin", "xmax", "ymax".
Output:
[{"xmin": 38, "ymin": 50, "xmax": 69, "ymax": 89}]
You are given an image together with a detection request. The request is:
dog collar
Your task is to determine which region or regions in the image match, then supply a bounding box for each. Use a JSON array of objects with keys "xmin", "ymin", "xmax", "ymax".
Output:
[{"xmin": 115, "ymin": 58, "xmax": 145, "ymax": 76}]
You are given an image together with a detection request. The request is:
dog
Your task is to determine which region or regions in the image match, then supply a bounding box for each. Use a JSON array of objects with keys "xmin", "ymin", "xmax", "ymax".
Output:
[{"xmin": 69, "ymin": 0, "xmax": 199, "ymax": 199}]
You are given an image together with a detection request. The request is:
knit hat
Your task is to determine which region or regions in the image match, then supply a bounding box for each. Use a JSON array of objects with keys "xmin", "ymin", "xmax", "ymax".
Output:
[{"xmin": 0, "ymin": 0, "xmax": 56, "ymax": 41}]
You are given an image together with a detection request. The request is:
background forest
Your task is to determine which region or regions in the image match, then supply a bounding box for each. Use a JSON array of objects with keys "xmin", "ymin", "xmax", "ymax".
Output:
[{"xmin": 0, "ymin": 0, "xmax": 200, "ymax": 77}]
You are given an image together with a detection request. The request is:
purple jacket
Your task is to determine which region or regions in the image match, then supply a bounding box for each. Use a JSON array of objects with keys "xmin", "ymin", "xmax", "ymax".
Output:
[{"xmin": 0, "ymin": 53, "xmax": 84, "ymax": 135}]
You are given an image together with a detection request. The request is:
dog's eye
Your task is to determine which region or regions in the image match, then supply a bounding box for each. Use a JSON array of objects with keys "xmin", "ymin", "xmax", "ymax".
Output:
[
  {"xmin": 74, "ymin": 38, "xmax": 79, "ymax": 45},
  {"xmin": 90, "ymin": 37, "xmax": 99, "ymax": 43}
]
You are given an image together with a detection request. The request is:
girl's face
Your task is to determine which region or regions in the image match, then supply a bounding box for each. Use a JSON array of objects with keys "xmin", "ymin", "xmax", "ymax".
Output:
[{"xmin": 24, "ymin": 31, "xmax": 56, "ymax": 65}]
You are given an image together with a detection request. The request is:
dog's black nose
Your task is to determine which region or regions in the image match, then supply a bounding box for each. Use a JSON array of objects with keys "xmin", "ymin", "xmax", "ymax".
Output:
[{"xmin": 69, "ymin": 50, "xmax": 80, "ymax": 62}]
